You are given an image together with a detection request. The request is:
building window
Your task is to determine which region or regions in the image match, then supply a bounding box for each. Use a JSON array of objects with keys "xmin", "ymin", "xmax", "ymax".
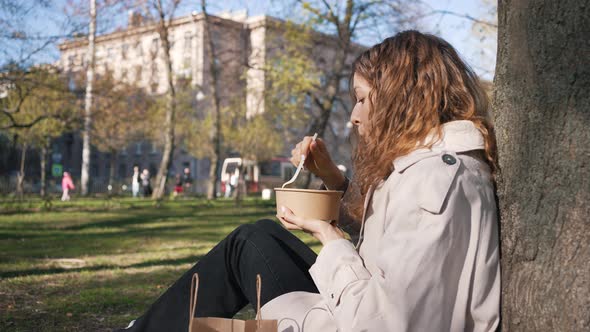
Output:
[
  {"xmin": 150, "ymin": 143, "xmax": 157, "ymax": 154},
  {"xmin": 107, "ymin": 47, "xmax": 115, "ymax": 59},
  {"xmin": 135, "ymin": 142, "xmax": 142, "ymax": 155},
  {"xmin": 168, "ymin": 33, "xmax": 175, "ymax": 49},
  {"xmin": 151, "ymin": 37, "xmax": 159, "ymax": 55},
  {"xmin": 121, "ymin": 43, "xmax": 129, "ymax": 60},
  {"xmin": 91, "ymin": 164, "xmax": 99, "ymax": 177},
  {"xmin": 183, "ymin": 31, "xmax": 192, "ymax": 69},
  {"xmin": 184, "ymin": 31, "xmax": 192, "ymax": 53},
  {"xmin": 121, "ymin": 68, "xmax": 128, "ymax": 81},
  {"xmin": 135, "ymin": 66, "xmax": 142, "ymax": 82},
  {"xmin": 67, "ymin": 55, "xmax": 75, "ymax": 69},
  {"xmin": 135, "ymin": 41, "xmax": 143, "ymax": 57},
  {"xmin": 119, "ymin": 163, "xmax": 127, "ymax": 178}
]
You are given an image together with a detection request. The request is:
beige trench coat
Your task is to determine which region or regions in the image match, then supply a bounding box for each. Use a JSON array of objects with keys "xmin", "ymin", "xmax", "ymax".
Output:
[{"xmin": 261, "ymin": 120, "xmax": 500, "ymax": 331}]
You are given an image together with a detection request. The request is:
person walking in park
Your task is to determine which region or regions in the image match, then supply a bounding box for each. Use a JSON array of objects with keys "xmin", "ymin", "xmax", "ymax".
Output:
[
  {"xmin": 225, "ymin": 168, "xmax": 239, "ymax": 199},
  {"xmin": 61, "ymin": 172, "xmax": 75, "ymax": 201},
  {"xmin": 182, "ymin": 167, "xmax": 192, "ymax": 194},
  {"xmin": 173, "ymin": 174, "xmax": 183, "ymax": 198},
  {"xmin": 131, "ymin": 166, "xmax": 141, "ymax": 198},
  {"xmin": 140, "ymin": 169, "xmax": 152, "ymax": 198},
  {"xmin": 118, "ymin": 31, "xmax": 500, "ymax": 332}
]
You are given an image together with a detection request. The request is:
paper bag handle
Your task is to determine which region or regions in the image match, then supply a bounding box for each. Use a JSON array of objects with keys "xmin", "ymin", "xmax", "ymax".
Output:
[
  {"xmin": 189, "ymin": 273, "xmax": 264, "ymax": 329},
  {"xmin": 256, "ymin": 274, "xmax": 262, "ymax": 320},
  {"xmin": 189, "ymin": 273, "xmax": 199, "ymax": 331}
]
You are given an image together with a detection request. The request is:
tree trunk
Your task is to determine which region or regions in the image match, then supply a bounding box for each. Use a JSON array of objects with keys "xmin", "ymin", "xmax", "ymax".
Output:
[
  {"xmin": 16, "ymin": 143, "xmax": 27, "ymax": 198},
  {"xmin": 108, "ymin": 150, "xmax": 116, "ymax": 188},
  {"xmin": 202, "ymin": 0, "xmax": 222, "ymax": 200},
  {"xmin": 40, "ymin": 144, "xmax": 47, "ymax": 197},
  {"xmin": 152, "ymin": 0, "xmax": 177, "ymax": 200},
  {"xmin": 81, "ymin": 0, "xmax": 96, "ymax": 196},
  {"xmin": 494, "ymin": 0, "xmax": 589, "ymax": 330},
  {"xmin": 301, "ymin": 1, "xmax": 353, "ymax": 189}
]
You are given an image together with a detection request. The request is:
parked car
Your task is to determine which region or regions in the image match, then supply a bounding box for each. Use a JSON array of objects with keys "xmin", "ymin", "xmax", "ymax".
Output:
[{"xmin": 220, "ymin": 157, "xmax": 321, "ymax": 195}]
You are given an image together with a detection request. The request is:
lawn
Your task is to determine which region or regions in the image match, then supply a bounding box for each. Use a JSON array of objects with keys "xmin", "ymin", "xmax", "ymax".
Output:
[{"xmin": 0, "ymin": 197, "xmax": 321, "ymax": 331}]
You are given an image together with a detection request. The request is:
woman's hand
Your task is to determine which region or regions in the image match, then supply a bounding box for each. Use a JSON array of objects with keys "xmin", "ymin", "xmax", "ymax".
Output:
[
  {"xmin": 277, "ymin": 206, "xmax": 345, "ymax": 245},
  {"xmin": 290, "ymin": 136, "xmax": 345, "ymax": 190}
]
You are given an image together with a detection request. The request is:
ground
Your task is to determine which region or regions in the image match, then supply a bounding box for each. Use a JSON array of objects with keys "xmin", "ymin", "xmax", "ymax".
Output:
[{"xmin": 0, "ymin": 197, "xmax": 321, "ymax": 331}]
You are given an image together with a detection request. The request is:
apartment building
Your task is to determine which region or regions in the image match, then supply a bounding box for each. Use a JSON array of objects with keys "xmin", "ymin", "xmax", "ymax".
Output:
[{"xmin": 57, "ymin": 10, "xmax": 363, "ymax": 194}]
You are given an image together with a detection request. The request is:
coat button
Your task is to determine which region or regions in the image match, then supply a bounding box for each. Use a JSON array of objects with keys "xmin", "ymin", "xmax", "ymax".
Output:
[
  {"xmin": 331, "ymin": 293, "xmax": 334, "ymax": 299},
  {"xmin": 442, "ymin": 154, "xmax": 456, "ymax": 165}
]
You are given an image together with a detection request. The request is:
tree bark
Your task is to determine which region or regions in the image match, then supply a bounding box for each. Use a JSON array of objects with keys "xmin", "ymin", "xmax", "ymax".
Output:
[
  {"xmin": 151, "ymin": 0, "xmax": 177, "ymax": 200},
  {"xmin": 81, "ymin": 0, "xmax": 96, "ymax": 196},
  {"xmin": 494, "ymin": 0, "xmax": 589, "ymax": 330},
  {"xmin": 202, "ymin": 0, "xmax": 222, "ymax": 200},
  {"xmin": 108, "ymin": 150, "xmax": 116, "ymax": 188},
  {"xmin": 40, "ymin": 144, "xmax": 47, "ymax": 197},
  {"xmin": 16, "ymin": 143, "xmax": 27, "ymax": 198}
]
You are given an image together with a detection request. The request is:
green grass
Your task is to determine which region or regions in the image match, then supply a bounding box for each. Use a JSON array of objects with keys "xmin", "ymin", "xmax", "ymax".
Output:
[{"xmin": 0, "ymin": 197, "xmax": 321, "ymax": 331}]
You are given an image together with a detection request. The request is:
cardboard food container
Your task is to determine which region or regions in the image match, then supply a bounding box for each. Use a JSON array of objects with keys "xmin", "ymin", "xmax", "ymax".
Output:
[{"xmin": 274, "ymin": 188, "xmax": 343, "ymax": 222}]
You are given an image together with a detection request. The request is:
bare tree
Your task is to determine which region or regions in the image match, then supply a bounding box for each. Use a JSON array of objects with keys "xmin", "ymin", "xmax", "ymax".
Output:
[
  {"xmin": 287, "ymin": 0, "xmax": 417, "ymax": 139},
  {"xmin": 80, "ymin": 0, "xmax": 96, "ymax": 196},
  {"xmin": 149, "ymin": 0, "xmax": 181, "ymax": 200},
  {"xmin": 494, "ymin": 0, "xmax": 589, "ymax": 330},
  {"xmin": 200, "ymin": 0, "xmax": 223, "ymax": 200}
]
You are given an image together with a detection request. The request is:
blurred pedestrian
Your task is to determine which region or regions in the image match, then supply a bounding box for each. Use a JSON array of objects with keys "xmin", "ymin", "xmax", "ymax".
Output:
[
  {"xmin": 131, "ymin": 165, "xmax": 141, "ymax": 198},
  {"xmin": 226, "ymin": 168, "xmax": 239, "ymax": 198},
  {"xmin": 182, "ymin": 167, "xmax": 192, "ymax": 194},
  {"xmin": 141, "ymin": 169, "xmax": 152, "ymax": 197},
  {"xmin": 61, "ymin": 172, "xmax": 75, "ymax": 201},
  {"xmin": 173, "ymin": 174, "xmax": 183, "ymax": 198}
]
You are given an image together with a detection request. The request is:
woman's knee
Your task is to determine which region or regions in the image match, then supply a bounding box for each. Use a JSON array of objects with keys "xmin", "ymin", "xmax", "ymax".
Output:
[
  {"xmin": 254, "ymin": 218, "xmax": 279, "ymax": 229},
  {"xmin": 230, "ymin": 223, "xmax": 257, "ymax": 238},
  {"xmin": 228, "ymin": 219, "xmax": 279, "ymax": 242}
]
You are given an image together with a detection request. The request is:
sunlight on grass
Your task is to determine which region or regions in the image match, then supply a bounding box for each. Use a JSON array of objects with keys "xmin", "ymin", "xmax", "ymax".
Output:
[{"xmin": 0, "ymin": 197, "xmax": 321, "ymax": 331}]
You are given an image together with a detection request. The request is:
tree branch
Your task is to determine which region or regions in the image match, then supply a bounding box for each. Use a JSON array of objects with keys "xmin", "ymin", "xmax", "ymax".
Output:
[
  {"xmin": 428, "ymin": 9, "xmax": 497, "ymax": 28},
  {"xmin": 0, "ymin": 111, "xmax": 46, "ymax": 129}
]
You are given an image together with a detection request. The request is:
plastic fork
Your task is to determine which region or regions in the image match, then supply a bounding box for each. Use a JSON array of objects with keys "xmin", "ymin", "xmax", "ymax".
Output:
[{"xmin": 281, "ymin": 133, "xmax": 318, "ymax": 188}]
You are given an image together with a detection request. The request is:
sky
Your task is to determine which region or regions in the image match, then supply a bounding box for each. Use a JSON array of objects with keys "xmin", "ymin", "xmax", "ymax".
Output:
[{"xmin": 2, "ymin": 0, "xmax": 497, "ymax": 80}]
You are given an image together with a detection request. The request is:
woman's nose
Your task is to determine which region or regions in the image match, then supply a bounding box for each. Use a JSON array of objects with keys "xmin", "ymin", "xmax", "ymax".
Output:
[{"xmin": 350, "ymin": 107, "xmax": 361, "ymax": 126}]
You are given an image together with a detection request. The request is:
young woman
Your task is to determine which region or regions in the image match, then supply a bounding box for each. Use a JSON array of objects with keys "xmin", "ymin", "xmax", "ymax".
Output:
[{"xmin": 118, "ymin": 30, "xmax": 500, "ymax": 332}]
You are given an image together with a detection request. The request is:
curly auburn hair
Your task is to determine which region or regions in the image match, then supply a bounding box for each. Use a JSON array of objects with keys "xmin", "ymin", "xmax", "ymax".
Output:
[{"xmin": 347, "ymin": 30, "xmax": 497, "ymax": 220}]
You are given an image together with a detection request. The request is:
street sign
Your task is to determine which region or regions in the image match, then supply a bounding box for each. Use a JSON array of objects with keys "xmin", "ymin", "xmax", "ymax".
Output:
[{"xmin": 52, "ymin": 163, "xmax": 63, "ymax": 177}]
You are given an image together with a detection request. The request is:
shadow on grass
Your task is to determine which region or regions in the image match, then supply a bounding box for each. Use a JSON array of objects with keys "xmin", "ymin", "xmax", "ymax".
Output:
[
  {"xmin": 60, "ymin": 210, "xmax": 273, "ymax": 232},
  {"xmin": 0, "ymin": 254, "xmax": 204, "ymax": 279}
]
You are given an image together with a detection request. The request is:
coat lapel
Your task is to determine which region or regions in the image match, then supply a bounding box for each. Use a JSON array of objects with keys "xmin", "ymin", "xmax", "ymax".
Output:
[{"xmin": 355, "ymin": 185, "xmax": 375, "ymax": 249}]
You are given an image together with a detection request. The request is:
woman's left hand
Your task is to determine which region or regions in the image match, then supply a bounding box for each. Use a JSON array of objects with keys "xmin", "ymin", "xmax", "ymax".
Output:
[{"xmin": 277, "ymin": 206, "xmax": 345, "ymax": 245}]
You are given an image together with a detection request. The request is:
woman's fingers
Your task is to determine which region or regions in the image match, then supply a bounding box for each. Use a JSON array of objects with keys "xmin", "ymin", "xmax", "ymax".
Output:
[
  {"xmin": 282, "ymin": 207, "xmax": 304, "ymax": 226},
  {"xmin": 281, "ymin": 206, "xmax": 314, "ymax": 231},
  {"xmin": 277, "ymin": 215, "xmax": 303, "ymax": 230},
  {"xmin": 290, "ymin": 136, "xmax": 319, "ymax": 167}
]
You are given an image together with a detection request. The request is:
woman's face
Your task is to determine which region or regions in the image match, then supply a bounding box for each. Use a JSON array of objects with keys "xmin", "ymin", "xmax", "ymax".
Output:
[{"xmin": 351, "ymin": 73, "xmax": 371, "ymax": 138}]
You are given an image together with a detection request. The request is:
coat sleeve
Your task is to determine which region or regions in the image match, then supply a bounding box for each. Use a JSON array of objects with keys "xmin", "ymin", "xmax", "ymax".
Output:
[{"xmin": 308, "ymin": 159, "xmax": 499, "ymax": 331}]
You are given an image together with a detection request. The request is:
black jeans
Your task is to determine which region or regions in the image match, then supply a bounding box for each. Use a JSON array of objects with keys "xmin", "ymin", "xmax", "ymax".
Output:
[{"xmin": 118, "ymin": 219, "xmax": 319, "ymax": 332}]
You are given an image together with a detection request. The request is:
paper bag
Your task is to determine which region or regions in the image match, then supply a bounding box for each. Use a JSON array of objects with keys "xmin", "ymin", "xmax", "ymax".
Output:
[{"xmin": 188, "ymin": 273, "xmax": 278, "ymax": 332}]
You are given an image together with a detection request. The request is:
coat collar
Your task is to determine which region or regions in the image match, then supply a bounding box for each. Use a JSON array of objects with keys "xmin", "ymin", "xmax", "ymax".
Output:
[{"xmin": 392, "ymin": 120, "xmax": 485, "ymax": 173}]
